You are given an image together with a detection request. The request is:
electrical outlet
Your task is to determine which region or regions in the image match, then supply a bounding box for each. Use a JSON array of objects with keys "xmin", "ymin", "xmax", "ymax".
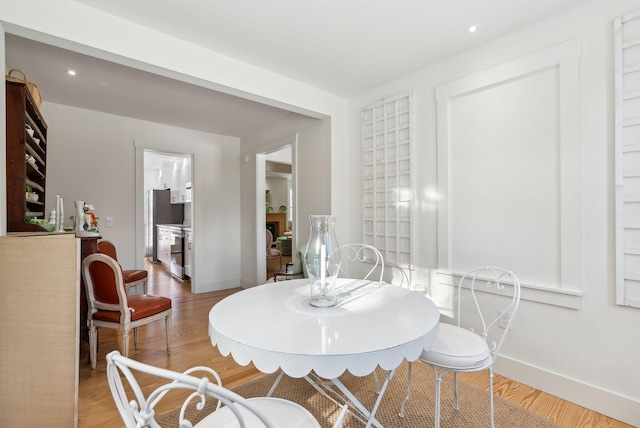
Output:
[
  {"xmin": 498, "ymin": 310, "xmax": 511, "ymax": 329},
  {"xmin": 105, "ymin": 217, "xmax": 113, "ymax": 227}
]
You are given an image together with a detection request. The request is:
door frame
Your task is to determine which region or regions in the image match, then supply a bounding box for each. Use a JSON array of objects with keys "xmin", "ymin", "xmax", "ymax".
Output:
[
  {"xmin": 255, "ymin": 134, "xmax": 298, "ymax": 284},
  {"xmin": 135, "ymin": 143, "xmax": 195, "ymax": 291}
]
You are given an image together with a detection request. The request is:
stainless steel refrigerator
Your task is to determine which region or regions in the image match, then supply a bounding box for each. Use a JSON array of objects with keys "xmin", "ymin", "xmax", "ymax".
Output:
[{"xmin": 145, "ymin": 189, "xmax": 184, "ymax": 261}]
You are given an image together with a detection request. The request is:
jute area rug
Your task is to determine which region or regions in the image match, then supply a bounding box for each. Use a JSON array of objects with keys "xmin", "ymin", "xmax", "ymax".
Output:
[{"xmin": 157, "ymin": 360, "xmax": 560, "ymax": 427}]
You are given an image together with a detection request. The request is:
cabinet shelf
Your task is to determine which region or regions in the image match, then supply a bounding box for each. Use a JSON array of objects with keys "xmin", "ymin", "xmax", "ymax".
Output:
[
  {"xmin": 26, "ymin": 162, "xmax": 45, "ymax": 180},
  {"xmin": 26, "ymin": 133, "xmax": 45, "ymax": 156},
  {"xmin": 25, "ymin": 140, "xmax": 44, "ymax": 161},
  {"xmin": 25, "ymin": 179, "xmax": 44, "ymax": 193}
]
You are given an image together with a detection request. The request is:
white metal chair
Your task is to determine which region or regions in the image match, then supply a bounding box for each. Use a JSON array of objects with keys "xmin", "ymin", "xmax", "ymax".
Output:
[
  {"xmin": 399, "ymin": 266, "xmax": 521, "ymax": 428},
  {"xmin": 106, "ymin": 350, "xmax": 348, "ymax": 428},
  {"xmin": 338, "ymin": 243, "xmax": 384, "ymax": 281}
]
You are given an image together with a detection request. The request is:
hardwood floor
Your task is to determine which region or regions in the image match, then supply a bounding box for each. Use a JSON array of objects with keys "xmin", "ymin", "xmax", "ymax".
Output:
[{"xmin": 78, "ymin": 261, "xmax": 631, "ymax": 427}]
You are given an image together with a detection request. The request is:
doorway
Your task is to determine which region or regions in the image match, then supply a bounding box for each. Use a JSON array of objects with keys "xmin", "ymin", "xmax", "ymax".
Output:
[
  {"xmin": 255, "ymin": 134, "xmax": 298, "ymax": 284},
  {"xmin": 139, "ymin": 148, "xmax": 194, "ymax": 289}
]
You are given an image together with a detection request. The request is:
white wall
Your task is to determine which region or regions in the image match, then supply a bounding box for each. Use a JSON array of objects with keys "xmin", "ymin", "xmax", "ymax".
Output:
[
  {"xmin": 240, "ymin": 115, "xmax": 332, "ymax": 287},
  {"xmin": 265, "ymin": 176, "xmax": 288, "ymax": 213},
  {"xmin": 348, "ymin": 0, "xmax": 639, "ymax": 425},
  {"xmin": 0, "ymin": 0, "xmax": 351, "ymax": 285},
  {"xmin": 43, "ymin": 103, "xmax": 242, "ymax": 293}
]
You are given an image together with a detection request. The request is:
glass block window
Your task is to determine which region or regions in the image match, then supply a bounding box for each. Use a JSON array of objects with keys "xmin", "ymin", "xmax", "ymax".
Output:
[{"xmin": 361, "ymin": 93, "xmax": 413, "ymax": 268}]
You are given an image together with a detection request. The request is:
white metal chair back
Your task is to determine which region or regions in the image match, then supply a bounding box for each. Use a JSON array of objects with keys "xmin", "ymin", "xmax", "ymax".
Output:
[
  {"xmin": 106, "ymin": 351, "xmax": 348, "ymax": 428},
  {"xmin": 338, "ymin": 243, "xmax": 384, "ymax": 281},
  {"xmin": 457, "ymin": 266, "xmax": 521, "ymax": 363},
  {"xmin": 107, "ymin": 350, "xmax": 276, "ymax": 427},
  {"xmin": 386, "ymin": 265, "xmax": 411, "ymax": 288}
]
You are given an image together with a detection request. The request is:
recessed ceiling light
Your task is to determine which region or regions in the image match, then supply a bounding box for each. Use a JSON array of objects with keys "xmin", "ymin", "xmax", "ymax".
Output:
[
  {"xmin": 67, "ymin": 70, "xmax": 77, "ymax": 76},
  {"xmin": 466, "ymin": 25, "xmax": 478, "ymax": 33}
]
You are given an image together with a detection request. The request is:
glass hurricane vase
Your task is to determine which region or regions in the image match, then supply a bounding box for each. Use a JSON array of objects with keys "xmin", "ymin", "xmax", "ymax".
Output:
[{"xmin": 303, "ymin": 215, "xmax": 342, "ymax": 308}]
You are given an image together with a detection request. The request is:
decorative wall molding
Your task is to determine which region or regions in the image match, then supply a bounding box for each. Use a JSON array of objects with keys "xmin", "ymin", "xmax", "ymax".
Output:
[{"xmin": 436, "ymin": 39, "xmax": 582, "ymax": 295}]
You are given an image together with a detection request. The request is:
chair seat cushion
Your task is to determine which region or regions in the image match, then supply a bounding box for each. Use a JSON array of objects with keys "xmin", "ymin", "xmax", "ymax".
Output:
[
  {"xmin": 128, "ymin": 295, "xmax": 171, "ymax": 320},
  {"xmin": 195, "ymin": 397, "xmax": 320, "ymax": 428},
  {"xmin": 93, "ymin": 295, "xmax": 171, "ymax": 323},
  {"xmin": 419, "ymin": 323, "xmax": 492, "ymax": 370},
  {"xmin": 122, "ymin": 269, "xmax": 147, "ymax": 283}
]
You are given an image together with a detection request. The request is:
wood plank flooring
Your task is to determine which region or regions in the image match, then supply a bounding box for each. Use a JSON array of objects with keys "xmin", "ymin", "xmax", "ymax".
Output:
[{"xmin": 78, "ymin": 261, "xmax": 631, "ymax": 427}]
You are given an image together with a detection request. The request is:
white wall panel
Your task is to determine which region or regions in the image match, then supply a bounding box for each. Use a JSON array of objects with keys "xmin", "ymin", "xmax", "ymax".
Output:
[{"xmin": 436, "ymin": 39, "xmax": 582, "ymax": 293}]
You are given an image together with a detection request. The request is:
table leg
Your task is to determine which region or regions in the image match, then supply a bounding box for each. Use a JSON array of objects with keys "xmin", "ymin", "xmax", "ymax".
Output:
[
  {"xmin": 273, "ymin": 369, "xmax": 394, "ymax": 428},
  {"xmin": 330, "ymin": 369, "xmax": 395, "ymax": 428},
  {"xmin": 267, "ymin": 371, "xmax": 285, "ymax": 397}
]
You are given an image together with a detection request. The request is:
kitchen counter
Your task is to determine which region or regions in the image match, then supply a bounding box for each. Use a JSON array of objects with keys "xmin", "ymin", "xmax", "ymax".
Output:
[
  {"xmin": 156, "ymin": 224, "xmax": 189, "ymax": 280},
  {"xmin": 156, "ymin": 223, "xmax": 190, "ymax": 230}
]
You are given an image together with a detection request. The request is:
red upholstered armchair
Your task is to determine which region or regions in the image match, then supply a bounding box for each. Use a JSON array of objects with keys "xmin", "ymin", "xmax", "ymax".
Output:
[
  {"xmin": 82, "ymin": 253, "xmax": 172, "ymax": 370},
  {"xmin": 98, "ymin": 240, "xmax": 148, "ymax": 294}
]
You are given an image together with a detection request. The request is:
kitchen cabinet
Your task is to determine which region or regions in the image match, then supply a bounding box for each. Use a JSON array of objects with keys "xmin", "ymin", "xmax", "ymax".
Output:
[
  {"xmin": 5, "ymin": 81, "xmax": 49, "ymax": 232},
  {"xmin": 156, "ymin": 224, "xmax": 186, "ymax": 279},
  {"xmin": 184, "ymin": 228, "xmax": 192, "ymax": 278},
  {"xmin": 170, "ymin": 189, "xmax": 188, "ymax": 204},
  {"xmin": 170, "ymin": 182, "xmax": 192, "ymax": 204},
  {"xmin": 156, "ymin": 226, "xmax": 172, "ymax": 267}
]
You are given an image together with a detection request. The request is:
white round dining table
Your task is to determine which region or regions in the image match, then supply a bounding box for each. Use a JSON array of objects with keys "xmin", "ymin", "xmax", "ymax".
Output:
[
  {"xmin": 208, "ymin": 278, "xmax": 440, "ymax": 427},
  {"xmin": 209, "ymin": 278, "xmax": 439, "ymax": 379}
]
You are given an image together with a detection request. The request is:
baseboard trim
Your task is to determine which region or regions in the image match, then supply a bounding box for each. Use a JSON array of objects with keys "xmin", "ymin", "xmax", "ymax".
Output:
[
  {"xmin": 196, "ymin": 278, "xmax": 243, "ymax": 293},
  {"xmin": 494, "ymin": 356, "xmax": 639, "ymax": 427}
]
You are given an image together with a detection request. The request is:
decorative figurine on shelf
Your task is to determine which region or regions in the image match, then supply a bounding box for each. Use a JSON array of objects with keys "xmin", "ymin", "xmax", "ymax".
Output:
[{"xmin": 74, "ymin": 200, "xmax": 100, "ymax": 236}]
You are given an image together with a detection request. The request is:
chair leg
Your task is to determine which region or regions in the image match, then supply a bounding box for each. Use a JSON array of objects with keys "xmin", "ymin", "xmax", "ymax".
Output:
[
  {"xmin": 121, "ymin": 331, "xmax": 130, "ymax": 357},
  {"xmin": 398, "ymin": 362, "xmax": 413, "ymax": 418},
  {"xmin": 489, "ymin": 367, "xmax": 495, "ymax": 428},
  {"xmin": 165, "ymin": 313, "xmax": 172, "ymax": 355},
  {"xmin": 134, "ymin": 327, "xmax": 139, "ymax": 350},
  {"xmin": 433, "ymin": 368, "xmax": 444, "ymax": 428},
  {"xmin": 453, "ymin": 371, "xmax": 460, "ymax": 411},
  {"xmin": 88, "ymin": 325, "xmax": 98, "ymax": 370}
]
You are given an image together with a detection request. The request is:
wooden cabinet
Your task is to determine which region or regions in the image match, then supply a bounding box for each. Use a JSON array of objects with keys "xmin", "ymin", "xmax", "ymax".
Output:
[
  {"xmin": 5, "ymin": 81, "xmax": 49, "ymax": 232},
  {"xmin": 0, "ymin": 234, "xmax": 80, "ymax": 427},
  {"xmin": 79, "ymin": 236, "xmax": 100, "ymax": 344}
]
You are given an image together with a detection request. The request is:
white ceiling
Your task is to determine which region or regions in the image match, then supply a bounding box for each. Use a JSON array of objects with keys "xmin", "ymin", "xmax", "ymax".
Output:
[
  {"xmin": 5, "ymin": 34, "xmax": 300, "ymax": 138},
  {"xmin": 5, "ymin": 0, "xmax": 592, "ymax": 137}
]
